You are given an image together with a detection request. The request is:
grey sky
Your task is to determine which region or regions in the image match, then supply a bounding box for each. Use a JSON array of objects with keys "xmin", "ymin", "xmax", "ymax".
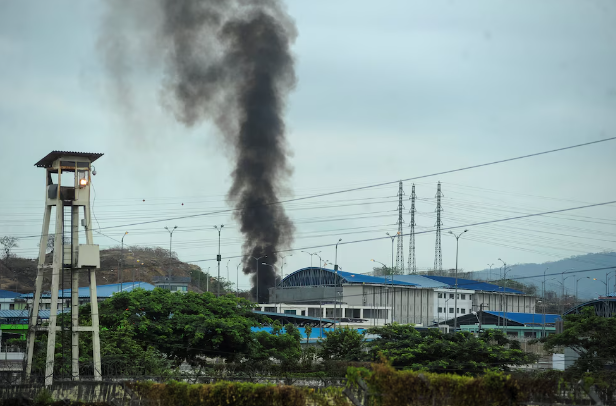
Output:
[{"xmin": 1, "ymin": 0, "xmax": 615, "ymax": 298}]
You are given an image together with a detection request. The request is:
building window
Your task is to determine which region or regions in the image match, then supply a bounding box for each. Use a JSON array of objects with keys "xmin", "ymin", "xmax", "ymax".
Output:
[
  {"xmin": 284, "ymin": 310, "xmax": 296, "ymax": 315},
  {"xmin": 449, "ymin": 294, "xmax": 454, "ymax": 299},
  {"xmin": 449, "ymin": 308, "xmax": 454, "ymax": 313},
  {"xmin": 264, "ymin": 307, "xmax": 276, "ymax": 312},
  {"xmin": 438, "ymin": 307, "xmax": 443, "ymax": 313},
  {"xmin": 461, "ymin": 294, "xmax": 466, "ymax": 300},
  {"xmin": 438, "ymin": 293, "xmax": 443, "ymax": 298},
  {"xmin": 456, "ymin": 308, "xmax": 459, "ymax": 313},
  {"xmin": 461, "ymin": 308, "xmax": 466, "ymax": 314}
]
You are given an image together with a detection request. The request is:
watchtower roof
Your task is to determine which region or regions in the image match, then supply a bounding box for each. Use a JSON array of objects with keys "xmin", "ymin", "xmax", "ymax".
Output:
[{"xmin": 34, "ymin": 151, "xmax": 104, "ymax": 168}]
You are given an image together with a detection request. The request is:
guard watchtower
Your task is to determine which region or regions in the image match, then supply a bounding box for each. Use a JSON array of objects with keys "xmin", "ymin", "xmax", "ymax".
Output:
[{"xmin": 27, "ymin": 151, "xmax": 103, "ymax": 385}]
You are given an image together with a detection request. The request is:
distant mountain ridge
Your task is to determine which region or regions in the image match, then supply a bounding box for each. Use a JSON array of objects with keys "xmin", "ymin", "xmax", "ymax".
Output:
[{"xmin": 470, "ymin": 252, "xmax": 616, "ymax": 300}]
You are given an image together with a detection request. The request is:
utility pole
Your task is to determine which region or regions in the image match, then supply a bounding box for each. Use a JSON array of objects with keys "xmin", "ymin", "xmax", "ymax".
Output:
[
  {"xmin": 396, "ymin": 181, "xmax": 405, "ymax": 274},
  {"xmin": 119, "ymin": 231, "xmax": 128, "ymax": 292},
  {"xmin": 226, "ymin": 258, "xmax": 231, "ymax": 293},
  {"xmin": 407, "ymin": 184, "xmax": 417, "ymax": 274},
  {"xmin": 487, "ymin": 263, "xmax": 494, "ymax": 282},
  {"xmin": 386, "ymin": 232, "xmax": 397, "ymax": 323},
  {"xmin": 214, "ymin": 225, "xmax": 224, "ymax": 296},
  {"xmin": 334, "ymin": 239, "xmax": 342, "ymax": 271},
  {"xmin": 236, "ymin": 261, "xmax": 242, "ymax": 296},
  {"xmin": 449, "ymin": 230, "xmax": 468, "ymax": 331},
  {"xmin": 542, "ymin": 268, "xmax": 549, "ymax": 337},
  {"xmin": 164, "ymin": 226, "xmax": 177, "ymax": 290},
  {"xmin": 434, "ymin": 182, "xmax": 443, "ymax": 273}
]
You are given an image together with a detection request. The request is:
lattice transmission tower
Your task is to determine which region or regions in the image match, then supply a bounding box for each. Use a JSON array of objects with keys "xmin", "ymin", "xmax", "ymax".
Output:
[
  {"xmin": 407, "ymin": 184, "xmax": 417, "ymax": 274},
  {"xmin": 395, "ymin": 181, "xmax": 405, "ymax": 273},
  {"xmin": 433, "ymin": 181, "xmax": 443, "ymax": 272}
]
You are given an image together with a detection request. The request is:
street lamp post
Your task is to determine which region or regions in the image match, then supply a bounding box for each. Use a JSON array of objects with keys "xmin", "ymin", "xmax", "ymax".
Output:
[
  {"xmin": 498, "ymin": 258, "xmax": 512, "ymax": 334},
  {"xmin": 251, "ymin": 254, "xmax": 268, "ymax": 303},
  {"xmin": 487, "ymin": 263, "xmax": 494, "ymax": 282},
  {"xmin": 315, "ymin": 253, "xmax": 324, "ymax": 285},
  {"xmin": 119, "ymin": 231, "xmax": 128, "ymax": 292},
  {"xmin": 386, "ymin": 232, "xmax": 398, "ymax": 322},
  {"xmin": 576, "ymin": 276, "xmax": 591, "ymax": 302},
  {"xmin": 556, "ymin": 275, "xmax": 574, "ymax": 315},
  {"xmin": 542, "ymin": 277, "xmax": 557, "ymax": 337},
  {"xmin": 279, "ymin": 253, "xmax": 292, "ymax": 280},
  {"xmin": 236, "ymin": 261, "xmax": 242, "ymax": 296},
  {"xmin": 214, "ymin": 225, "xmax": 224, "ymax": 297},
  {"xmin": 449, "ymin": 230, "xmax": 468, "ymax": 331},
  {"xmin": 372, "ymin": 259, "xmax": 392, "ymax": 324},
  {"xmin": 334, "ymin": 238, "xmax": 342, "ymax": 271},
  {"xmin": 226, "ymin": 259, "xmax": 231, "ymax": 293},
  {"xmin": 164, "ymin": 226, "xmax": 177, "ymax": 290},
  {"xmin": 542, "ymin": 268, "xmax": 549, "ymax": 335}
]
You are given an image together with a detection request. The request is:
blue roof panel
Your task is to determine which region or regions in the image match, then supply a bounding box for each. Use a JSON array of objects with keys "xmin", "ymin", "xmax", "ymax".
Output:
[
  {"xmin": 485, "ymin": 311, "xmax": 561, "ymax": 325},
  {"xmin": 422, "ymin": 275, "xmax": 524, "ymax": 294},
  {"xmin": 392, "ymin": 275, "xmax": 448, "ymax": 288},
  {"xmin": 334, "ymin": 269, "xmax": 418, "ymax": 286},
  {"xmin": 0, "ymin": 289, "xmax": 21, "ymax": 299}
]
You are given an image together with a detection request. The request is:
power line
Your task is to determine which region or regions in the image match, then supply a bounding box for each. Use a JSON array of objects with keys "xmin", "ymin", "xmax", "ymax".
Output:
[{"xmin": 7, "ymin": 136, "xmax": 615, "ymax": 242}]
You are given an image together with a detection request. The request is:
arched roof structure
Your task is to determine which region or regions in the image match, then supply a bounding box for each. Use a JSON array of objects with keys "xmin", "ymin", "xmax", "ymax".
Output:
[
  {"xmin": 563, "ymin": 298, "xmax": 616, "ymax": 318},
  {"xmin": 280, "ymin": 267, "xmax": 418, "ymax": 288}
]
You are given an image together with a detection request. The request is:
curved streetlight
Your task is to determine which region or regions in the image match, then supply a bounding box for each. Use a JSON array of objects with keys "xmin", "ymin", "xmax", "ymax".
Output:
[
  {"xmin": 226, "ymin": 258, "xmax": 231, "ymax": 293},
  {"xmin": 449, "ymin": 229, "xmax": 468, "ymax": 330},
  {"xmin": 214, "ymin": 225, "xmax": 224, "ymax": 297},
  {"xmin": 334, "ymin": 238, "xmax": 342, "ymax": 271},
  {"xmin": 164, "ymin": 226, "xmax": 178, "ymax": 290},
  {"xmin": 372, "ymin": 259, "xmax": 392, "ymax": 324},
  {"xmin": 236, "ymin": 261, "xmax": 242, "ymax": 296},
  {"xmin": 279, "ymin": 253, "xmax": 293, "ymax": 280}
]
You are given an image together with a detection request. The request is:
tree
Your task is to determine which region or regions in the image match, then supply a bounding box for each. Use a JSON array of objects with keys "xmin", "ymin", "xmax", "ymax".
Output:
[
  {"xmin": 0, "ymin": 236, "xmax": 18, "ymax": 260},
  {"xmin": 304, "ymin": 325, "xmax": 312, "ymax": 344},
  {"xmin": 372, "ymin": 266, "xmax": 404, "ymax": 277},
  {"xmin": 318, "ymin": 327, "xmax": 366, "ymax": 361},
  {"xmin": 95, "ymin": 288, "xmax": 264, "ymax": 367},
  {"xmin": 250, "ymin": 321, "xmax": 302, "ymax": 371},
  {"xmin": 542, "ymin": 306, "xmax": 616, "ymax": 374},
  {"xmin": 367, "ymin": 323, "xmax": 537, "ymax": 373}
]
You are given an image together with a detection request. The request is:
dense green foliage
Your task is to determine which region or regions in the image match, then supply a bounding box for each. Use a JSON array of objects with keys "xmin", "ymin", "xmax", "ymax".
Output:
[
  {"xmin": 28, "ymin": 288, "xmax": 304, "ymax": 377},
  {"xmin": 542, "ymin": 306, "xmax": 616, "ymax": 374},
  {"xmin": 346, "ymin": 361, "xmax": 579, "ymax": 406},
  {"xmin": 366, "ymin": 323, "xmax": 537, "ymax": 373},
  {"xmin": 317, "ymin": 327, "xmax": 366, "ymax": 361},
  {"xmin": 129, "ymin": 380, "xmax": 349, "ymax": 406}
]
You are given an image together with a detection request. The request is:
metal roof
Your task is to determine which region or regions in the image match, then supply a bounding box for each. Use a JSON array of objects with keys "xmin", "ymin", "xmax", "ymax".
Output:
[
  {"xmin": 20, "ymin": 282, "xmax": 155, "ymax": 299},
  {"xmin": 563, "ymin": 298, "xmax": 616, "ymax": 317},
  {"xmin": 281, "ymin": 267, "xmax": 418, "ymax": 288},
  {"xmin": 34, "ymin": 151, "xmax": 104, "ymax": 168},
  {"xmin": 391, "ymin": 275, "xmax": 448, "ymax": 288},
  {"xmin": 0, "ymin": 289, "xmax": 21, "ymax": 299},
  {"xmin": 334, "ymin": 269, "xmax": 418, "ymax": 285},
  {"xmin": 422, "ymin": 275, "xmax": 524, "ymax": 294},
  {"xmin": 0, "ymin": 309, "xmax": 66, "ymax": 319},
  {"xmin": 484, "ymin": 311, "xmax": 561, "ymax": 325}
]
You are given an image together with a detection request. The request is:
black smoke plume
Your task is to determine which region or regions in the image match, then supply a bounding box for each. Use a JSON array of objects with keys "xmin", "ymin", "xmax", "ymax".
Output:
[{"xmin": 99, "ymin": 0, "xmax": 296, "ymax": 302}]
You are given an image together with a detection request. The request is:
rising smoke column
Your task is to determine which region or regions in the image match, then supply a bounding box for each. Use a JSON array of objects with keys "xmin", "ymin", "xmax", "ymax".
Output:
[{"xmin": 100, "ymin": 0, "xmax": 296, "ymax": 302}]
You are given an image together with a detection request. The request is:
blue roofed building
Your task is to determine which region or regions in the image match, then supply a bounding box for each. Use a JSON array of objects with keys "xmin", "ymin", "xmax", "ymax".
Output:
[
  {"xmin": 262, "ymin": 267, "xmax": 536, "ymax": 329},
  {"xmin": 438, "ymin": 310, "xmax": 560, "ymax": 338}
]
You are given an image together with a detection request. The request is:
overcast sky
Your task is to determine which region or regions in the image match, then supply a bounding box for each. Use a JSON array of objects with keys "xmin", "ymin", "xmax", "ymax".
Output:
[{"xmin": 1, "ymin": 0, "xmax": 615, "ymax": 298}]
